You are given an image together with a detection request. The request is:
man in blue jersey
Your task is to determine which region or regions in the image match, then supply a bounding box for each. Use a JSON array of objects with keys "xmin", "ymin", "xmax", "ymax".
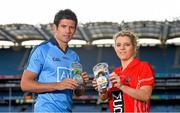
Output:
[{"xmin": 20, "ymin": 9, "xmax": 89, "ymax": 112}]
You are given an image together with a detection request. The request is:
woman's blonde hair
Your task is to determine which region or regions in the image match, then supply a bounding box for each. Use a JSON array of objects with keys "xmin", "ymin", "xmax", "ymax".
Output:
[{"xmin": 113, "ymin": 30, "xmax": 139, "ymax": 49}]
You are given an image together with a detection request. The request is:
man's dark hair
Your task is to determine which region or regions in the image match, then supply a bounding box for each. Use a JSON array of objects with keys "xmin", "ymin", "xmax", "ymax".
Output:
[{"xmin": 53, "ymin": 9, "xmax": 78, "ymax": 28}]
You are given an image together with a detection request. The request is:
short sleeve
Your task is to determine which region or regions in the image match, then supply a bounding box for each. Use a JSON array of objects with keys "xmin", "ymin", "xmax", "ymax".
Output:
[
  {"xmin": 139, "ymin": 62, "xmax": 155, "ymax": 87},
  {"xmin": 25, "ymin": 47, "xmax": 45, "ymax": 75}
]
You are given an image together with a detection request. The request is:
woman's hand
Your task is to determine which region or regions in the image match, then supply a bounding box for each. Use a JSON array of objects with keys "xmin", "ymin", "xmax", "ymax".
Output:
[{"xmin": 109, "ymin": 72, "xmax": 123, "ymax": 89}]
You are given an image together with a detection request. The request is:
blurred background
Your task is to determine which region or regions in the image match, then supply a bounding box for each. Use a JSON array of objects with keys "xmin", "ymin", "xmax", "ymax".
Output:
[{"xmin": 0, "ymin": 0, "xmax": 180, "ymax": 112}]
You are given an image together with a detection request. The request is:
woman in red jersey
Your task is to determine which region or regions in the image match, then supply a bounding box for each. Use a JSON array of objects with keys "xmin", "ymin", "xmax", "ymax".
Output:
[{"xmin": 92, "ymin": 31, "xmax": 155, "ymax": 113}]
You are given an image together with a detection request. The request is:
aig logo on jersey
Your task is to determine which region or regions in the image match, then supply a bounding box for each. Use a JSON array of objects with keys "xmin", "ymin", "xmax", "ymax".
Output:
[
  {"xmin": 56, "ymin": 67, "xmax": 71, "ymax": 82},
  {"xmin": 111, "ymin": 90, "xmax": 124, "ymax": 113}
]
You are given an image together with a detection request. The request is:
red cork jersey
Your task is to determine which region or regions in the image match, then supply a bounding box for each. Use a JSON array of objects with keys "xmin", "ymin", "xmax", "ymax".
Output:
[{"xmin": 108, "ymin": 58, "xmax": 155, "ymax": 112}]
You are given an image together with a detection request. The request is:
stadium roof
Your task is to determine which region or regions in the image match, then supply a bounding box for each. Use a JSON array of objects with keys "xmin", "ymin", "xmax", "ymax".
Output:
[
  {"xmin": 0, "ymin": 0, "xmax": 180, "ymax": 47},
  {"xmin": 0, "ymin": 21, "xmax": 180, "ymax": 48}
]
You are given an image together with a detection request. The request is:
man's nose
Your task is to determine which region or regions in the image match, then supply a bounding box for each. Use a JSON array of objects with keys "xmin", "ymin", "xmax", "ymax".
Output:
[{"xmin": 65, "ymin": 27, "xmax": 71, "ymax": 33}]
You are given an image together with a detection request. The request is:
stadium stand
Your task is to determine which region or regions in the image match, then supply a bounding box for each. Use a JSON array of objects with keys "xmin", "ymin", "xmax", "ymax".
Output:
[{"xmin": 0, "ymin": 21, "xmax": 180, "ymax": 112}]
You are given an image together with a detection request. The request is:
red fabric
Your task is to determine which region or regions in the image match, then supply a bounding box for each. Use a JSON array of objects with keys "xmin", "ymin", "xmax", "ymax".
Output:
[{"xmin": 108, "ymin": 58, "xmax": 155, "ymax": 112}]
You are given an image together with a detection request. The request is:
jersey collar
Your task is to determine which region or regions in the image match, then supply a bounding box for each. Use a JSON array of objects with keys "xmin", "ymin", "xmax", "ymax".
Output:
[
  {"xmin": 127, "ymin": 58, "xmax": 140, "ymax": 68},
  {"xmin": 50, "ymin": 38, "xmax": 69, "ymax": 54}
]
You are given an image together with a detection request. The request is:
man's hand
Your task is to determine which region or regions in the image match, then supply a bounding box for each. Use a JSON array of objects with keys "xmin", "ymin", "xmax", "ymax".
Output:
[
  {"xmin": 55, "ymin": 78, "xmax": 78, "ymax": 90},
  {"xmin": 73, "ymin": 72, "xmax": 89, "ymax": 97},
  {"xmin": 81, "ymin": 72, "xmax": 89, "ymax": 86},
  {"xmin": 92, "ymin": 78, "xmax": 98, "ymax": 91}
]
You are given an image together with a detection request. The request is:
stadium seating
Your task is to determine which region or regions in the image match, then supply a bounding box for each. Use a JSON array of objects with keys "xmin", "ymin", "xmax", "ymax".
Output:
[
  {"xmin": 0, "ymin": 48, "xmax": 29, "ymax": 75},
  {"xmin": 0, "ymin": 41, "xmax": 180, "ymax": 112}
]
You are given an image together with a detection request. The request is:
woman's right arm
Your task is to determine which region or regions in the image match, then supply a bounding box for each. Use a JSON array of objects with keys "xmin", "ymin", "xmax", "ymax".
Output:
[{"xmin": 92, "ymin": 79, "xmax": 109, "ymax": 101}]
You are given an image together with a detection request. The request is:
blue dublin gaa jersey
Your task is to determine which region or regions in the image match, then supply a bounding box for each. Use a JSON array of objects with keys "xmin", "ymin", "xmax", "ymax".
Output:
[{"xmin": 26, "ymin": 38, "xmax": 80, "ymax": 112}]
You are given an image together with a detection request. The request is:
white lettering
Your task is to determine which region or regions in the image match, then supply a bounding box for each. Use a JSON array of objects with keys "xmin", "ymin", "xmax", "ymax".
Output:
[
  {"xmin": 114, "ymin": 106, "xmax": 123, "ymax": 113},
  {"xmin": 113, "ymin": 99, "xmax": 122, "ymax": 107},
  {"xmin": 112, "ymin": 91, "xmax": 123, "ymax": 113}
]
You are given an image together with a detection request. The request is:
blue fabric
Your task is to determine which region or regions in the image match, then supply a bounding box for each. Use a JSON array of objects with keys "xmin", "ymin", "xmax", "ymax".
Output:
[{"xmin": 26, "ymin": 38, "xmax": 80, "ymax": 112}]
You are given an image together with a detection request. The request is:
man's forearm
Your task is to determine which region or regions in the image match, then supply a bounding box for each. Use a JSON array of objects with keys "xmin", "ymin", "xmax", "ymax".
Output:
[{"xmin": 21, "ymin": 81, "xmax": 58, "ymax": 93}]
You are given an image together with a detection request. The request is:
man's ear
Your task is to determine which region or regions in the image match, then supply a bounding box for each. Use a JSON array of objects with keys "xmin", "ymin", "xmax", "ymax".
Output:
[{"xmin": 52, "ymin": 24, "xmax": 57, "ymax": 33}]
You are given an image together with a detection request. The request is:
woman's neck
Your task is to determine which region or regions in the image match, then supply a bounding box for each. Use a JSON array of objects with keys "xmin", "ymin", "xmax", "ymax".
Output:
[{"xmin": 121, "ymin": 57, "xmax": 134, "ymax": 71}]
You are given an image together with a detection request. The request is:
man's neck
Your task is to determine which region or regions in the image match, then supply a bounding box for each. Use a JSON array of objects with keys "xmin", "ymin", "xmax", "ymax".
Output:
[{"xmin": 55, "ymin": 38, "xmax": 68, "ymax": 52}]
